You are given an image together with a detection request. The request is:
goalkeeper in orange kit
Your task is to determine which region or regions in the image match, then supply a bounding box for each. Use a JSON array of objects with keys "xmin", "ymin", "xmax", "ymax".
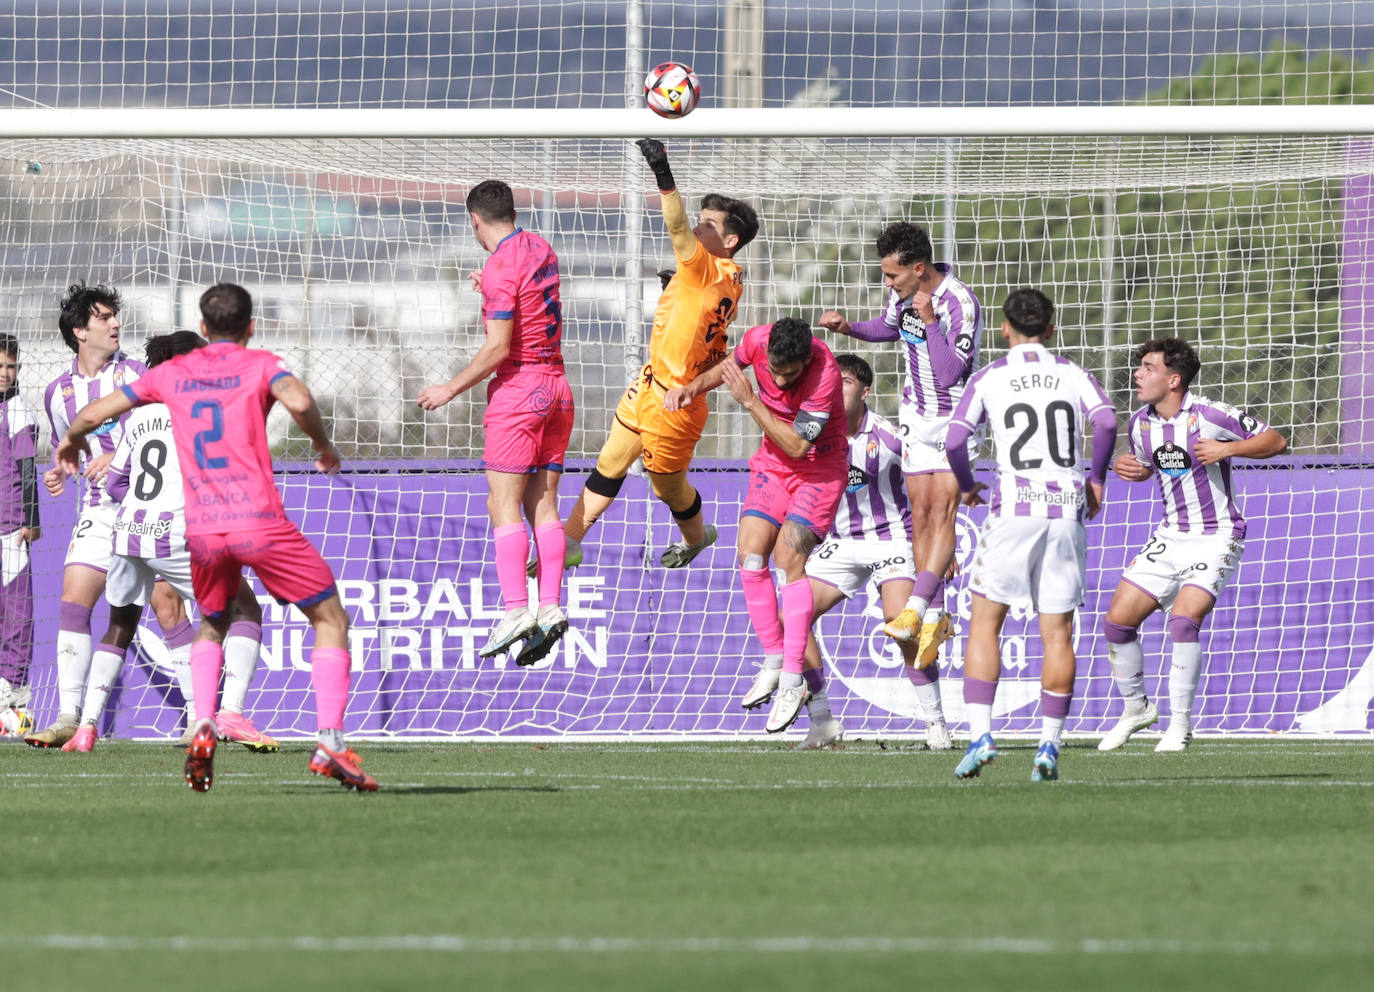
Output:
[{"xmin": 539, "ymin": 138, "xmax": 759, "ymax": 571}]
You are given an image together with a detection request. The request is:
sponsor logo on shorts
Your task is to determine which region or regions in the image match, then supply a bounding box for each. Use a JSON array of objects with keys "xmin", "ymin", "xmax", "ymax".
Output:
[{"xmin": 1153, "ymin": 441, "xmax": 1192, "ymax": 477}]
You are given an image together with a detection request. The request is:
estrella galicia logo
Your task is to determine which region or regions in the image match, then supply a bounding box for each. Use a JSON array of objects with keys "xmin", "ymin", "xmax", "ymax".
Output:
[
  {"xmin": 91, "ymin": 417, "xmax": 118, "ymax": 436},
  {"xmin": 898, "ymin": 309, "xmax": 926, "ymax": 345},
  {"xmin": 1153, "ymin": 441, "xmax": 1191, "ymax": 477},
  {"xmin": 846, "ymin": 465, "xmax": 869, "ymax": 493}
]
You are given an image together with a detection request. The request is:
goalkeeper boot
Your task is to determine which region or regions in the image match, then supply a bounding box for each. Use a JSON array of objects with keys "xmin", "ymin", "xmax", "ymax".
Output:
[
  {"xmin": 794, "ymin": 714, "xmax": 843, "ymax": 750},
  {"xmin": 308, "ymin": 743, "xmax": 379, "ymax": 792},
  {"xmin": 0, "ymin": 705, "xmax": 34, "ymax": 737},
  {"xmin": 740, "ymin": 666, "xmax": 780, "ymax": 709},
  {"xmin": 924, "ymin": 718, "xmax": 953, "ymax": 751},
  {"xmin": 514, "ymin": 605, "xmax": 570, "ymax": 667},
  {"xmin": 660, "ymin": 524, "xmax": 718, "ymax": 569},
  {"xmin": 765, "ymin": 683, "xmax": 810, "ymax": 734},
  {"xmin": 1154, "ymin": 717, "xmax": 1193, "ymax": 753},
  {"xmin": 479, "ymin": 607, "xmax": 538, "ymax": 658},
  {"xmin": 215, "ymin": 710, "xmax": 281, "ymax": 753},
  {"xmin": 915, "ymin": 612, "xmax": 954, "ymax": 669},
  {"xmin": 1031, "ymin": 741, "xmax": 1060, "ymax": 781},
  {"xmin": 61, "ymin": 723, "xmax": 98, "ymax": 753},
  {"xmin": 24, "ymin": 714, "xmax": 78, "ymax": 749},
  {"xmin": 184, "ymin": 720, "xmax": 217, "ymax": 793},
  {"xmin": 1097, "ymin": 699, "xmax": 1159, "ymax": 751},
  {"xmin": 954, "ymin": 733, "xmax": 999, "ymax": 779},
  {"xmin": 882, "ymin": 608, "xmax": 921, "ymax": 643}
]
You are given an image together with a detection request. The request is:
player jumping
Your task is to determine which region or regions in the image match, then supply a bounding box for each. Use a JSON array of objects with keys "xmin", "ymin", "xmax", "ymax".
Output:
[
  {"xmin": 667, "ymin": 318, "xmax": 847, "ymax": 731},
  {"xmin": 418, "ymin": 179, "xmax": 575, "ymax": 666},
  {"xmin": 551, "ymin": 139, "xmax": 758, "ymax": 572},
  {"xmin": 56, "ymin": 283, "xmax": 377, "ymax": 792},
  {"xmin": 1098, "ymin": 338, "xmax": 1287, "ymax": 752},
  {"xmin": 944, "ymin": 289, "xmax": 1118, "ymax": 781}
]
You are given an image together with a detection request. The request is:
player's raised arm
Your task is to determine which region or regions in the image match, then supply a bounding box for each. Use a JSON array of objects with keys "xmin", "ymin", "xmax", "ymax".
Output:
[
  {"xmin": 637, "ymin": 139, "xmax": 698, "ymax": 260},
  {"xmin": 271, "ymin": 373, "xmax": 342, "ymax": 473},
  {"xmin": 54, "ymin": 389, "xmax": 137, "ymax": 478}
]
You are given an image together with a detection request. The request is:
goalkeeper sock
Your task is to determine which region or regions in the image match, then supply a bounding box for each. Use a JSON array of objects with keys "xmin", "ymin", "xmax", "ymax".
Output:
[
  {"xmin": 493, "ymin": 523, "xmax": 530, "ymax": 610},
  {"xmin": 807, "ymin": 690, "xmax": 831, "ymax": 719},
  {"xmin": 779, "ymin": 670, "xmax": 804, "ymax": 691},
  {"xmin": 311, "ymin": 646, "xmax": 352, "ymax": 733},
  {"xmin": 533, "ymin": 520, "xmax": 566, "ymax": 609},
  {"xmin": 1167, "ymin": 615, "xmax": 1203, "ymax": 719},
  {"xmin": 56, "ymin": 600, "xmax": 94, "ymax": 720},
  {"xmin": 779, "ymin": 578, "xmax": 813, "ymax": 674},
  {"xmin": 964, "ymin": 675, "xmax": 997, "ymax": 739},
  {"xmin": 1040, "ymin": 689, "xmax": 1072, "ymax": 745},
  {"xmin": 79, "ymin": 645, "xmax": 126, "ymax": 725},
  {"xmin": 189, "ymin": 640, "xmax": 224, "ymax": 725},
  {"xmin": 740, "ymin": 566, "xmax": 784, "ymax": 657},
  {"xmin": 219, "ymin": 620, "xmax": 262, "ymax": 714}
]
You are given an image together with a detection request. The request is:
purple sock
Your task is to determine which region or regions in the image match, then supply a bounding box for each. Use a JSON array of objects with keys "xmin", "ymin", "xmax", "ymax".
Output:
[
  {"xmin": 1103, "ymin": 620, "xmax": 1138, "ymax": 644},
  {"xmin": 164, "ymin": 619, "xmax": 196, "ymax": 650},
  {"xmin": 963, "ymin": 675, "xmax": 998, "ymax": 706},
  {"xmin": 905, "ymin": 665, "xmax": 939, "ymax": 687},
  {"xmin": 912, "ymin": 570, "xmax": 941, "ymax": 605},
  {"xmin": 1167, "ymin": 615, "xmax": 1201, "ymax": 643},
  {"xmin": 1041, "ymin": 689, "xmax": 1073, "ymax": 720},
  {"xmin": 802, "ymin": 668, "xmax": 825, "ymax": 694},
  {"xmin": 59, "ymin": 600, "xmax": 92, "ymax": 634}
]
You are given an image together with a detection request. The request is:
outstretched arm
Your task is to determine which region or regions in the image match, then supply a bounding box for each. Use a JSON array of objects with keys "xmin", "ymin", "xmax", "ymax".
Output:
[
  {"xmin": 271, "ymin": 374, "xmax": 341, "ymax": 473},
  {"xmin": 417, "ymin": 317, "xmax": 514, "ymax": 410},
  {"xmin": 664, "ymin": 352, "xmax": 730, "ymax": 411},
  {"xmin": 637, "ymin": 139, "xmax": 698, "ymax": 260},
  {"xmin": 54, "ymin": 390, "xmax": 136, "ymax": 478}
]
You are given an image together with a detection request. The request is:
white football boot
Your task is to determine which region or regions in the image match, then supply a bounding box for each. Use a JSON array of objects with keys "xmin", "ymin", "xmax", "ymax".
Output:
[{"xmin": 1097, "ymin": 699, "xmax": 1160, "ymax": 751}]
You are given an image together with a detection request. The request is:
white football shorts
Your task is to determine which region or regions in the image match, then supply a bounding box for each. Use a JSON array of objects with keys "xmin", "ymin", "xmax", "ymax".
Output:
[
  {"xmin": 1119, "ymin": 527, "xmax": 1244, "ymax": 607},
  {"xmin": 969, "ymin": 514, "xmax": 1086, "ymax": 614},
  {"xmin": 805, "ymin": 536, "xmax": 915, "ymax": 600},
  {"xmin": 898, "ymin": 403, "xmax": 977, "ymax": 475},
  {"xmin": 105, "ymin": 549, "xmax": 195, "ymax": 608},
  {"xmin": 64, "ymin": 503, "xmax": 118, "ymax": 572}
]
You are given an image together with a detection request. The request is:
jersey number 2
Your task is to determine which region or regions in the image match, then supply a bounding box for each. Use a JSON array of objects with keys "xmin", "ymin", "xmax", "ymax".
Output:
[{"xmin": 192, "ymin": 400, "xmax": 228, "ymax": 470}]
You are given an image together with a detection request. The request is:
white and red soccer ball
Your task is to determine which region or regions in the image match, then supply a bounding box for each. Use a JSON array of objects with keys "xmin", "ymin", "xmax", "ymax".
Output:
[{"xmin": 644, "ymin": 62, "xmax": 701, "ymax": 119}]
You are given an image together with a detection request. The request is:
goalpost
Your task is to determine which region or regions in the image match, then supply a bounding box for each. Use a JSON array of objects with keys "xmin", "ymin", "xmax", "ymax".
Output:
[{"xmin": 3, "ymin": 106, "xmax": 1372, "ymax": 739}]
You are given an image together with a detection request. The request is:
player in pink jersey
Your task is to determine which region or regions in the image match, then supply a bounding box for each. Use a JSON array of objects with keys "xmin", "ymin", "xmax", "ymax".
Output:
[
  {"xmin": 666, "ymin": 318, "xmax": 848, "ymax": 732},
  {"xmin": 418, "ymin": 179, "xmax": 575, "ymax": 667},
  {"xmin": 55, "ymin": 283, "xmax": 376, "ymax": 793}
]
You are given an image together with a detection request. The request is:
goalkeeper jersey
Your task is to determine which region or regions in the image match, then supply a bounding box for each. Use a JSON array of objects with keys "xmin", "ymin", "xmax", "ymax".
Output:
[{"xmin": 647, "ymin": 239, "xmax": 743, "ymax": 390}]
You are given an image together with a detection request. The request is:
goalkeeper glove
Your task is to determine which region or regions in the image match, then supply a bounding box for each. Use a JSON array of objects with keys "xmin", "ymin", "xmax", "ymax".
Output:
[{"xmin": 636, "ymin": 138, "xmax": 676, "ymax": 192}]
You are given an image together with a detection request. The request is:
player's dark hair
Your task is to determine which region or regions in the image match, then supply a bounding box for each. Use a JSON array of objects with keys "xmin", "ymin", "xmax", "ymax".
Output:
[
  {"xmin": 1135, "ymin": 337, "xmax": 1201, "ymax": 390},
  {"xmin": 58, "ymin": 282, "xmax": 122, "ymax": 354},
  {"xmin": 1002, "ymin": 288, "xmax": 1055, "ymax": 339},
  {"xmin": 835, "ymin": 353, "xmax": 873, "ymax": 388},
  {"xmin": 876, "ymin": 221, "xmax": 933, "ymax": 266},
  {"xmin": 700, "ymin": 193, "xmax": 759, "ymax": 254},
  {"xmin": 145, "ymin": 331, "xmax": 206, "ymax": 369},
  {"xmin": 466, "ymin": 179, "xmax": 517, "ymax": 223},
  {"xmin": 199, "ymin": 283, "xmax": 254, "ymax": 340},
  {"xmin": 0, "ymin": 332, "xmax": 18, "ymax": 358},
  {"xmin": 767, "ymin": 317, "xmax": 813, "ymax": 365}
]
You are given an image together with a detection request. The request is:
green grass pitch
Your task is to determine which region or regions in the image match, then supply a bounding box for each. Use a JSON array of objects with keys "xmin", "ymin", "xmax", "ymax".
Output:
[{"xmin": 2, "ymin": 737, "xmax": 1372, "ymax": 991}]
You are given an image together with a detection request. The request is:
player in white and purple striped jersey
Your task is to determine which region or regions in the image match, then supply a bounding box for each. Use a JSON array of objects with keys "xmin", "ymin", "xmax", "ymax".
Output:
[
  {"xmin": 819, "ymin": 221, "xmax": 983, "ymax": 668},
  {"xmin": 794, "ymin": 354, "xmax": 950, "ymax": 749},
  {"xmin": 944, "ymin": 289, "xmax": 1118, "ymax": 781},
  {"xmin": 61, "ymin": 332, "xmax": 276, "ymax": 754},
  {"xmin": 1099, "ymin": 338, "xmax": 1287, "ymax": 754},
  {"xmin": 26, "ymin": 284, "xmax": 180, "ymax": 747}
]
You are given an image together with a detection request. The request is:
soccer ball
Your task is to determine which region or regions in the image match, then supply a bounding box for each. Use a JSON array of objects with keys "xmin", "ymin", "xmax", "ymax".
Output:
[
  {"xmin": 0, "ymin": 706, "xmax": 34, "ymax": 737},
  {"xmin": 644, "ymin": 62, "xmax": 701, "ymax": 119}
]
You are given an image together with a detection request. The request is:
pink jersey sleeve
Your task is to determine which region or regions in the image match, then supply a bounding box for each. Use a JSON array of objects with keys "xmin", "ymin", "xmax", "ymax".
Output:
[
  {"xmin": 123, "ymin": 361, "xmax": 170, "ymax": 406},
  {"xmin": 732, "ymin": 324, "xmax": 769, "ymax": 369}
]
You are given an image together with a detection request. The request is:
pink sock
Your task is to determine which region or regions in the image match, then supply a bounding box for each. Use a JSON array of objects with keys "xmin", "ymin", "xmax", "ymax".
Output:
[
  {"xmin": 493, "ymin": 523, "xmax": 530, "ymax": 610},
  {"xmin": 534, "ymin": 520, "xmax": 565, "ymax": 609},
  {"xmin": 311, "ymin": 646, "xmax": 352, "ymax": 732},
  {"xmin": 779, "ymin": 578, "xmax": 813, "ymax": 674},
  {"xmin": 740, "ymin": 566, "xmax": 784, "ymax": 656},
  {"xmin": 188, "ymin": 640, "xmax": 223, "ymax": 724}
]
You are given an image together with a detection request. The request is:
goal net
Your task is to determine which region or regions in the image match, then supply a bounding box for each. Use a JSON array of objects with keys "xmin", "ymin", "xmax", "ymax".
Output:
[{"xmin": 4, "ymin": 115, "xmax": 1372, "ymax": 739}]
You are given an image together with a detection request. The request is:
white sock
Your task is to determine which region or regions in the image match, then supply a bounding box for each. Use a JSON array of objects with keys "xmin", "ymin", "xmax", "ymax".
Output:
[
  {"xmin": 903, "ymin": 594, "xmax": 931, "ymax": 617},
  {"xmin": 168, "ymin": 641, "xmax": 194, "ymax": 710},
  {"xmin": 219, "ymin": 634, "xmax": 260, "ymax": 714},
  {"xmin": 762, "ymin": 653, "xmax": 783, "ymax": 672},
  {"xmin": 967, "ymin": 702, "xmax": 993, "ymax": 740},
  {"xmin": 1041, "ymin": 696, "xmax": 1070, "ymax": 745},
  {"xmin": 779, "ymin": 670, "xmax": 804, "ymax": 690},
  {"xmin": 1108, "ymin": 640, "xmax": 1147, "ymax": 705},
  {"xmin": 807, "ymin": 691, "xmax": 831, "ymax": 719},
  {"xmin": 921, "ymin": 605, "xmax": 942, "ymax": 623},
  {"xmin": 318, "ymin": 728, "xmax": 346, "ymax": 751},
  {"xmin": 913, "ymin": 681, "xmax": 944, "ymax": 723},
  {"xmin": 56, "ymin": 629, "xmax": 93, "ymax": 720},
  {"xmin": 80, "ymin": 647, "xmax": 126, "ymax": 725},
  {"xmin": 1168, "ymin": 640, "xmax": 1203, "ymax": 723}
]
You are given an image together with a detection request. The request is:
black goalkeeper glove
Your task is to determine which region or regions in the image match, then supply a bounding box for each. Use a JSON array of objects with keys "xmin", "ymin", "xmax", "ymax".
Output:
[
  {"xmin": 636, "ymin": 138, "xmax": 676, "ymax": 192},
  {"xmin": 658, "ymin": 269, "xmax": 674, "ymax": 290}
]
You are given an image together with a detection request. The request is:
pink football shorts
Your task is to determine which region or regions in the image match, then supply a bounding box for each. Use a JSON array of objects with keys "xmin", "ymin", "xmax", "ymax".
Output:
[
  {"xmin": 187, "ymin": 517, "xmax": 337, "ymax": 618},
  {"xmin": 741, "ymin": 465, "xmax": 846, "ymax": 539},
  {"xmin": 482, "ymin": 369, "xmax": 575, "ymax": 474}
]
